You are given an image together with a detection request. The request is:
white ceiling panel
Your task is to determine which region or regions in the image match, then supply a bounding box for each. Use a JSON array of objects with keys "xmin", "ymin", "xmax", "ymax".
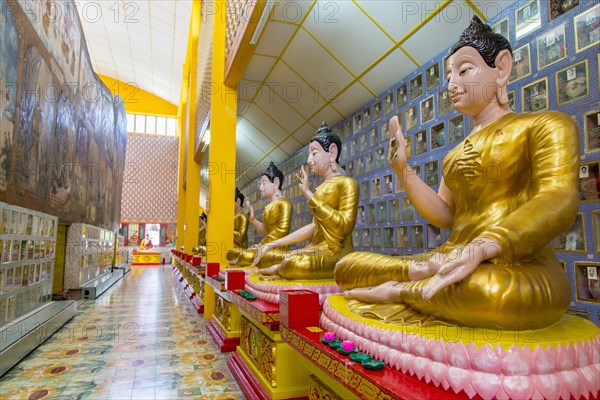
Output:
[
  {"xmin": 401, "ymin": 1, "xmax": 474, "ymax": 65},
  {"xmin": 303, "ymin": 2, "xmax": 394, "ymax": 74},
  {"xmin": 266, "ymin": 61, "xmax": 324, "ymax": 118},
  {"xmin": 361, "ymin": 48, "xmax": 416, "ymax": 97},
  {"xmin": 293, "ymin": 123, "xmax": 319, "ymax": 145},
  {"xmin": 279, "ymin": 136, "xmax": 304, "ymax": 155},
  {"xmin": 330, "ymin": 82, "xmax": 374, "ymax": 117},
  {"xmin": 254, "ymin": 85, "xmax": 305, "ymax": 133},
  {"xmin": 243, "ymin": 55, "xmax": 277, "ymax": 82},
  {"xmin": 254, "ymin": 21, "xmax": 297, "ymax": 57},
  {"xmin": 356, "ymin": 0, "xmax": 426, "ymax": 42},
  {"xmin": 238, "ymin": 117, "xmax": 279, "ymax": 150},
  {"xmin": 243, "ymin": 104, "xmax": 289, "ymax": 141},
  {"xmin": 282, "ymin": 29, "xmax": 354, "ymax": 94},
  {"xmin": 309, "ymin": 105, "xmax": 343, "ymax": 132},
  {"xmin": 272, "ymin": 0, "xmax": 314, "ymax": 24}
]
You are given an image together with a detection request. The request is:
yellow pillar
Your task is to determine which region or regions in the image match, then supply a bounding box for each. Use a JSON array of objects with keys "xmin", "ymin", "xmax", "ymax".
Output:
[
  {"xmin": 176, "ymin": 62, "xmax": 189, "ymax": 250},
  {"xmin": 206, "ymin": 0, "xmax": 238, "ymax": 266},
  {"xmin": 182, "ymin": 0, "xmax": 203, "ymax": 252}
]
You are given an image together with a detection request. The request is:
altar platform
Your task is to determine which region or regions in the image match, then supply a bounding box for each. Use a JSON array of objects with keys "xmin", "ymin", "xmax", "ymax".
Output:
[{"xmin": 132, "ymin": 250, "xmax": 161, "ymax": 266}]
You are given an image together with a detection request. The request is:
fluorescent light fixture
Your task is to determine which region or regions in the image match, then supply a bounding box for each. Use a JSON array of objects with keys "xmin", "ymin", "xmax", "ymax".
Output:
[{"xmin": 250, "ymin": 0, "xmax": 275, "ymax": 45}]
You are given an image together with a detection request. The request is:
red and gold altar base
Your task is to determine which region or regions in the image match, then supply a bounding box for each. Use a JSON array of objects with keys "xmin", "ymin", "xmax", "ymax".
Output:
[
  {"xmin": 226, "ymin": 290, "xmax": 312, "ymax": 399},
  {"xmin": 131, "ymin": 250, "xmax": 161, "ymax": 265},
  {"xmin": 319, "ymin": 295, "xmax": 600, "ymax": 400}
]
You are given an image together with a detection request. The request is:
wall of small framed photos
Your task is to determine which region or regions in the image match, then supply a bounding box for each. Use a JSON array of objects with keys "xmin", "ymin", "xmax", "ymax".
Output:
[
  {"xmin": 0, "ymin": 202, "xmax": 57, "ymax": 327},
  {"xmin": 241, "ymin": 0, "xmax": 599, "ymax": 325}
]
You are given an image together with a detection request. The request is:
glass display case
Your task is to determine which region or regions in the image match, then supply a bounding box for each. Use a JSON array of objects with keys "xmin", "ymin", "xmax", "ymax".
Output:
[{"xmin": 0, "ymin": 202, "xmax": 57, "ymax": 326}]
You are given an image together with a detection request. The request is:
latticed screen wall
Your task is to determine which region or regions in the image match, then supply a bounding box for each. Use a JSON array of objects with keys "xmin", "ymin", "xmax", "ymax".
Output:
[{"xmin": 194, "ymin": 2, "xmax": 215, "ymax": 153}]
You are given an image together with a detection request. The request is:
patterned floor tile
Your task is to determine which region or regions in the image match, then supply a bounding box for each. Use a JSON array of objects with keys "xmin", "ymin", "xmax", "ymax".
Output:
[{"xmin": 0, "ymin": 266, "xmax": 244, "ymax": 399}]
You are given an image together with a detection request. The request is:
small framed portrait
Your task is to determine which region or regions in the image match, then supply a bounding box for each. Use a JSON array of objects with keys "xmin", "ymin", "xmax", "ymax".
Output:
[
  {"xmin": 396, "ymin": 226, "xmax": 409, "ymax": 248},
  {"xmin": 522, "ymin": 77, "xmax": 548, "ymax": 112},
  {"xmin": 579, "ymin": 161, "xmax": 600, "ymax": 202},
  {"xmin": 371, "ymin": 178, "xmax": 381, "ymax": 199},
  {"xmin": 389, "ymin": 198, "xmax": 400, "ymax": 221},
  {"xmin": 375, "ymin": 148, "xmax": 386, "ymax": 170},
  {"xmin": 574, "ymin": 262, "xmax": 600, "ymax": 303},
  {"xmin": 509, "ymin": 43, "xmax": 531, "ymax": 83},
  {"xmin": 405, "ymin": 136, "xmax": 412, "ymax": 159},
  {"xmin": 566, "ymin": 308, "xmax": 591, "ymax": 319},
  {"xmin": 397, "ymin": 84, "xmax": 408, "ymax": 108},
  {"xmin": 383, "ymin": 174, "xmax": 394, "ymax": 196},
  {"xmin": 381, "ymin": 118, "xmax": 390, "ymax": 141},
  {"xmin": 414, "ymin": 130, "xmax": 427, "ymax": 155},
  {"xmin": 343, "ymin": 120, "xmax": 352, "ymax": 137},
  {"xmin": 353, "ymin": 113, "xmax": 362, "ymax": 133},
  {"xmin": 384, "ymin": 227, "xmax": 394, "ymax": 248},
  {"xmin": 449, "ymin": 115, "xmax": 465, "ymax": 144},
  {"xmin": 360, "ymin": 132, "xmax": 368, "ymax": 153},
  {"xmin": 515, "ymin": 0, "xmax": 541, "ymax": 39},
  {"xmin": 377, "ymin": 201, "xmax": 387, "ymax": 223},
  {"xmin": 363, "ymin": 108, "xmax": 371, "ymax": 127},
  {"xmin": 549, "ymin": 0, "xmax": 579, "ymax": 20},
  {"xmin": 426, "ymin": 63, "xmax": 440, "ymax": 92},
  {"xmin": 537, "ymin": 24, "xmax": 566, "ymax": 69},
  {"xmin": 411, "ymin": 225, "xmax": 424, "ymax": 249},
  {"xmin": 372, "ymin": 101, "xmax": 382, "ymax": 122},
  {"xmin": 425, "ymin": 160, "xmax": 439, "ymax": 187},
  {"xmin": 592, "ymin": 211, "xmax": 600, "ymax": 252},
  {"xmin": 368, "ymin": 127, "xmax": 378, "ymax": 148},
  {"xmin": 412, "ymin": 163, "xmax": 421, "ymax": 179},
  {"xmin": 405, "ymin": 106, "xmax": 418, "ymax": 131},
  {"xmin": 402, "ymin": 197, "xmax": 415, "ymax": 220},
  {"xmin": 351, "ymin": 137, "xmax": 359, "ymax": 157},
  {"xmin": 366, "ymin": 204, "xmax": 376, "ymax": 224},
  {"xmin": 584, "ymin": 110, "xmax": 600, "ymax": 152},
  {"xmin": 420, "ymin": 96, "xmax": 434, "ymax": 124},
  {"xmin": 551, "ymin": 213, "xmax": 586, "ymax": 252},
  {"xmin": 492, "ymin": 17, "xmax": 509, "ymax": 40},
  {"xmin": 357, "ymin": 205, "xmax": 365, "ymax": 224},
  {"xmin": 556, "ymin": 60, "xmax": 589, "ymax": 105},
  {"xmin": 360, "ymin": 180, "xmax": 369, "ymax": 201},
  {"xmin": 356, "ymin": 157, "xmax": 365, "ymax": 176},
  {"xmin": 437, "ymin": 88, "xmax": 453, "ymax": 117},
  {"xmin": 574, "ymin": 4, "xmax": 599, "ymax": 53},
  {"xmin": 427, "ymin": 224, "xmax": 442, "ymax": 249},
  {"xmin": 366, "ymin": 152, "xmax": 374, "ymax": 173},
  {"xmin": 372, "ymin": 228, "xmax": 382, "ymax": 248},
  {"xmin": 430, "ymin": 123, "xmax": 445, "ymax": 150},
  {"xmin": 410, "ymin": 74, "xmax": 423, "ymax": 101},
  {"xmin": 395, "ymin": 174, "xmax": 405, "ymax": 194},
  {"xmin": 353, "ymin": 229, "xmax": 361, "ymax": 247},
  {"xmin": 507, "ymin": 90, "xmax": 516, "ymax": 111},
  {"xmin": 362, "ymin": 229, "xmax": 371, "ymax": 248},
  {"xmin": 384, "ymin": 92, "xmax": 394, "ymax": 115},
  {"xmin": 347, "ymin": 161, "xmax": 354, "ymax": 178}
]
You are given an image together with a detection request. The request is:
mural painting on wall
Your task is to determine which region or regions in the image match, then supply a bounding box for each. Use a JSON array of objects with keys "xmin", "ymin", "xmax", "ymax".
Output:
[
  {"xmin": 0, "ymin": 0, "xmax": 127, "ymax": 231},
  {"xmin": 0, "ymin": 8, "xmax": 19, "ymax": 193}
]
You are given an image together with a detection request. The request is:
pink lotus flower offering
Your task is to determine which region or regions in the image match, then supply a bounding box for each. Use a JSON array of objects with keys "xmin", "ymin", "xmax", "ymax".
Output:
[
  {"xmin": 342, "ymin": 340, "xmax": 354, "ymax": 352},
  {"xmin": 323, "ymin": 332, "xmax": 336, "ymax": 342}
]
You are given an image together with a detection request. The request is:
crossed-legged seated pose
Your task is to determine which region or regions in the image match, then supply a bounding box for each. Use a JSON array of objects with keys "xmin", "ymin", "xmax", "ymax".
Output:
[{"xmin": 335, "ymin": 16, "xmax": 578, "ymax": 329}]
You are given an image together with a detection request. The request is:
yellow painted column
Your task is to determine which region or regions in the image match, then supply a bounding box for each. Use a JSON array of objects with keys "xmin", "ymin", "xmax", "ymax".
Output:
[
  {"xmin": 183, "ymin": 0, "xmax": 202, "ymax": 252},
  {"xmin": 176, "ymin": 63, "xmax": 189, "ymax": 250},
  {"xmin": 206, "ymin": 0, "xmax": 238, "ymax": 266}
]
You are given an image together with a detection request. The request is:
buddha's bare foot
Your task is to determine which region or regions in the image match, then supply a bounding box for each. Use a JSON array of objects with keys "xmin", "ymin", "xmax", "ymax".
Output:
[
  {"xmin": 345, "ymin": 281, "xmax": 405, "ymax": 303},
  {"xmin": 259, "ymin": 264, "xmax": 281, "ymax": 275},
  {"xmin": 408, "ymin": 260, "xmax": 437, "ymax": 280}
]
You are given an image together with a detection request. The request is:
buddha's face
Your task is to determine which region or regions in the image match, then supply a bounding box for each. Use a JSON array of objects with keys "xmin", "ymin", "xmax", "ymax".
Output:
[
  {"xmin": 307, "ymin": 140, "xmax": 334, "ymax": 176},
  {"xmin": 446, "ymin": 46, "xmax": 500, "ymax": 116},
  {"xmin": 260, "ymin": 175, "xmax": 278, "ymax": 199}
]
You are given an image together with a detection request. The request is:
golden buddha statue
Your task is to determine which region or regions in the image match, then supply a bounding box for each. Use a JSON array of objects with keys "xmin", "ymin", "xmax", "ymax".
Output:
[
  {"xmin": 193, "ymin": 212, "xmax": 207, "ymax": 257},
  {"xmin": 230, "ymin": 162, "xmax": 292, "ymax": 268},
  {"xmin": 225, "ymin": 188, "xmax": 249, "ymax": 262},
  {"xmin": 138, "ymin": 234, "xmax": 154, "ymax": 252},
  {"xmin": 335, "ymin": 16, "xmax": 578, "ymax": 330},
  {"xmin": 252, "ymin": 122, "xmax": 359, "ymax": 280}
]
